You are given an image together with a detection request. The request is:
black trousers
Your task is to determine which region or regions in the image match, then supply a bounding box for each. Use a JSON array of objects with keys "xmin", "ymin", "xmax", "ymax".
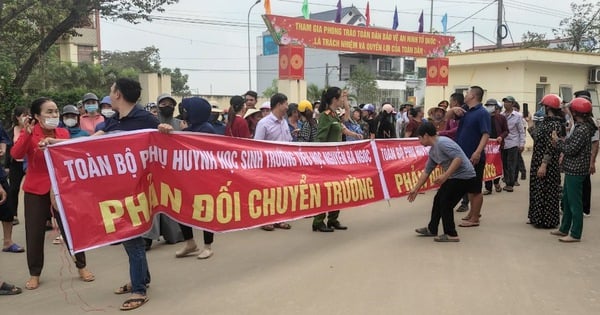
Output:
[
  {"xmin": 427, "ymin": 178, "xmax": 469, "ymax": 237},
  {"xmin": 583, "ymin": 175, "xmax": 591, "ymax": 214},
  {"xmin": 180, "ymin": 224, "xmax": 214, "ymax": 245},
  {"xmin": 7, "ymin": 161, "xmax": 25, "ymax": 217},
  {"xmin": 24, "ymin": 192, "xmax": 86, "ymax": 276}
]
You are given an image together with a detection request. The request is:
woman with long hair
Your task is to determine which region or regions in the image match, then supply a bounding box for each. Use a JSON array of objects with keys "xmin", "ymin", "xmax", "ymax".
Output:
[
  {"xmin": 313, "ymin": 87, "xmax": 362, "ymax": 232},
  {"xmin": 225, "ymin": 96, "xmax": 251, "ymax": 138},
  {"xmin": 10, "ymin": 97, "xmax": 94, "ymax": 289}
]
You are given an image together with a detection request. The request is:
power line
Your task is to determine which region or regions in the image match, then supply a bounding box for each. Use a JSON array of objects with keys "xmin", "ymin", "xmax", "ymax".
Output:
[{"xmin": 448, "ymin": 0, "xmax": 497, "ymax": 31}]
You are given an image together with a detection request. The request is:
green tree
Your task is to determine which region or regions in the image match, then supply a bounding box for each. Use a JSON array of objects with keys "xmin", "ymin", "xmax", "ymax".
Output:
[
  {"xmin": 162, "ymin": 67, "xmax": 190, "ymax": 96},
  {"xmin": 101, "ymin": 46, "xmax": 162, "ymax": 73},
  {"xmin": 553, "ymin": 1, "xmax": 600, "ymax": 52},
  {"xmin": 0, "ymin": 0, "xmax": 178, "ymax": 118},
  {"xmin": 306, "ymin": 83, "xmax": 321, "ymax": 102},
  {"xmin": 347, "ymin": 64, "xmax": 378, "ymax": 104},
  {"xmin": 521, "ymin": 31, "xmax": 549, "ymax": 48},
  {"xmin": 262, "ymin": 79, "xmax": 278, "ymax": 98}
]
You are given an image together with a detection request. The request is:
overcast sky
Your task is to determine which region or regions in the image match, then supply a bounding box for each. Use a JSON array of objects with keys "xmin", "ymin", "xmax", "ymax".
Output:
[{"xmin": 100, "ymin": 0, "xmax": 580, "ymax": 95}]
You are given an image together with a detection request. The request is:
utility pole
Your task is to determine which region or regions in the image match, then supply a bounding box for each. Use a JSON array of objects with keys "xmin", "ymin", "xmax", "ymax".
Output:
[
  {"xmin": 429, "ymin": 0, "xmax": 434, "ymax": 33},
  {"xmin": 325, "ymin": 63, "xmax": 330, "ymax": 87},
  {"xmin": 496, "ymin": 0, "xmax": 503, "ymax": 48}
]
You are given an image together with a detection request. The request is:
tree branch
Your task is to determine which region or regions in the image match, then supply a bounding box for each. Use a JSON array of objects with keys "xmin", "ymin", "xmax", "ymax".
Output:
[
  {"xmin": 0, "ymin": 0, "xmax": 36, "ymax": 28},
  {"xmin": 12, "ymin": 8, "xmax": 83, "ymax": 89}
]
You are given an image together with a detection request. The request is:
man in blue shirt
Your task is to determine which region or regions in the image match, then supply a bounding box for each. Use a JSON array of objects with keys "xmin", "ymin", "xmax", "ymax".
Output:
[
  {"xmin": 96, "ymin": 78, "xmax": 158, "ymax": 311},
  {"xmin": 408, "ymin": 123, "xmax": 477, "ymax": 242},
  {"xmin": 446, "ymin": 86, "xmax": 490, "ymax": 227}
]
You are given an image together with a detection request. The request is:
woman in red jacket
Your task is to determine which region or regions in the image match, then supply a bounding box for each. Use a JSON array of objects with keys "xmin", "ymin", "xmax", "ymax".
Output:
[{"xmin": 10, "ymin": 97, "xmax": 94, "ymax": 290}]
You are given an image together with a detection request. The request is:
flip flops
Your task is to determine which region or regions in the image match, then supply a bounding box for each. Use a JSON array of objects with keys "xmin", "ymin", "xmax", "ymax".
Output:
[
  {"xmin": 114, "ymin": 283, "xmax": 150, "ymax": 295},
  {"xmin": 434, "ymin": 234, "xmax": 460, "ymax": 242},
  {"xmin": 415, "ymin": 227, "xmax": 436, "ymax": 236},
  {"xmin": 2, "ymin": 243, "xmax": 25, "ymax": 253},
  {"xmin": 78, "ymin": 268, "xmax": 95, "ymax": 282},
  {"xmin": 0, "ymin": 282, "xmax": 22, "ymax": 295},
  {"xmin": 120, "ymin": 296, "xmax": 149, "ymax": 311},
  {"xmin": 458, "ymin": 221, "xmax": 480, "ymax": 227}
]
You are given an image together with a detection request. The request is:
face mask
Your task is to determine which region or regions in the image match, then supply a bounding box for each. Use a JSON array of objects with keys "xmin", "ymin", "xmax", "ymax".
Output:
[
  {"xmin": 159, "ymin": 106, "xmax": 175, "ymax": 118},
  {"xmin": 485, "ymin": 106, "xmax": 495, "ymax": 113},
  {"xmin": 85, "ymin": 104, "xmax": 98, "ymax": 113},
  {"xmin": 44, "ymin": 117, "xmax": 59, "ymax": 129},
  {"xmin": 101, "ymin": 109, "xmax": 115, "ymax": 118},
  {"xmin": 63, "ymin": 118, "xmax": 77, "ymax": 127}
]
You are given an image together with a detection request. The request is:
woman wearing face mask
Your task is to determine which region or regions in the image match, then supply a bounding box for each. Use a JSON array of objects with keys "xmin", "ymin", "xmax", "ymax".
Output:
[
  {"xmin": 61, "ymin": 105, "xmax": 89, "ymax": 138},
  {"xmin": 79, "ymin": 92, "xmax": 104, "ymax": 134},
  {"xmin": 10, "ymin": 97, "xmax": 94, "ymax": 290}
]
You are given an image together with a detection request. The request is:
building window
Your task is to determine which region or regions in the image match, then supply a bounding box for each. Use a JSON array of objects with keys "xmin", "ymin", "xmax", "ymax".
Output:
[
  {"xmin": 559, "ymin": 85, "xmax": 573, "ymax": 103},
  {"xmin": 349, "ymin": 64, "xmax": 357, "ymax": 77},
  {"xmin": 77, "ymin": 45, "xmax": 94, "ymax": 63},
  {"xmin": 536, "ymin": 84, "xmax": 548, "ymax": 111},
  {"xmin": 378, "ymin": 58, "xmax": 392, "ymax": 73},
  {"xmin": 404, "ymin": 59, "xmax": 415, "ymax": 74}
]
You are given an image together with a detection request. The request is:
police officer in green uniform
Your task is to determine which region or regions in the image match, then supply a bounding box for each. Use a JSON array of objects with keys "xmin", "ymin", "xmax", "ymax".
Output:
[{"xmin": 312, "ymin": 87, "xmax": 363, "ymax": 232}]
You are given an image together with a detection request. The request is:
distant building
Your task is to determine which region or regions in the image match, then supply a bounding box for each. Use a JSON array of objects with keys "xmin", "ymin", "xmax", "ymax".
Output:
[
  {"xmin": 257, "ymin": 6, "xmax": 419, "ymax": 106},
  {"xmin": 56, "ymin": 11, "xmax": 101, "ymax": 64}
]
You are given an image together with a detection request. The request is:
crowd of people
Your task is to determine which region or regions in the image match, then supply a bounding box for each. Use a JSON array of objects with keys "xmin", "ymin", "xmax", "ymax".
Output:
[{"xmin": 0, "ymin": 81, "xmax": 597, "ymax": 311}]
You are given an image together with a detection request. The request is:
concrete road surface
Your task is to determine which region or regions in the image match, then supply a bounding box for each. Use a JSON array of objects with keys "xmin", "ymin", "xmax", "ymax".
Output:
[{"xmin": 2, "ymin": 151, "xmax": 600, "ymax": 314}]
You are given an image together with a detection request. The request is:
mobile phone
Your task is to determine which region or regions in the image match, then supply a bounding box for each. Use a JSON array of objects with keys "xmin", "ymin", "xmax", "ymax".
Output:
[{"xmin": 522, "ymin": 103, "xmax": 529, "ymax": 118}]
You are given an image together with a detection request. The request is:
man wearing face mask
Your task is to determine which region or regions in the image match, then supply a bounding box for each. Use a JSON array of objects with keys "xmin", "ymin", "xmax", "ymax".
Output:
[
  {"xmin": 61, "ymin": 105, "xmax": 89, "ymax": 138},
  {"xmin": 94, "ymin": 96, "xmax": 115, "ymax": 132},
  {"xmin": 142, "ymin": 93, "xmax": 185, "ymax": 249},
  {"xmin": 79, "ymin": 93, "xmax": 105, "ymax": 134}
]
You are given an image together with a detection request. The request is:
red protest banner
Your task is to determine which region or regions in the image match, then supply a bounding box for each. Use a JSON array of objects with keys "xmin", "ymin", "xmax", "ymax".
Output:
[
  {"xmin": 263, "ymin": 15, "xmax": 454, "ymax": 58},
  {"xmin": 375, "ymin": 139, "xmax": 503, "ymax": 199},
  {"xmin": 45, "ymin": 131, "xmax": 382, "ymax": 252},
  {"xmin": 45, "ymin": 133, "xmax": 502, "ymax": 253}
]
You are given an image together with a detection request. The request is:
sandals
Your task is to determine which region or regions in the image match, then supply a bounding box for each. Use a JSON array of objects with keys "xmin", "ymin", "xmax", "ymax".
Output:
[
  {"xmin": 114, "ymin": 283, "xmax": 150, "ymax": 295},
  {"xmin": 461, "ymin": 214, "xmax": 482, "ymax": 221},
  {"xmin": 415, "ymin": 227, "xmax": 436, "ymax": 236},
  {"xmin": 458, "ymin": 221, "xmax": 480, "ymax": 227},
  {"xmin": 0, "ymin": 282, "xmax": 22, "ymax": 295},
  {"xmin": 78, "ymin": 268, "xmax": 95, "ymax": 282},
  {"xmin": 2, "ymin": 243, "xmax": 25, "ymax": 253},
  {"xmin": 434, "ymin": 234, "xmax": 460, "ymax": 242},
  {"xmin": 120, "ymin": 296, "xmax": 149, "ymax": 311},
  {"xmin": 273, "ymin": 222, "xmax": 291, "ymax": 229},
  {"xmin": 260, "ymin": 224, "xmax": 275, "ymax": 231},
  {"xmin": 550, "ymin": 230, "xmax": 568, "ymax": 236}
]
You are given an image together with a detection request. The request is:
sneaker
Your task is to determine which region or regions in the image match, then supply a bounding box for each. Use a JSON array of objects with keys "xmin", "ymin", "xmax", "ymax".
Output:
[
  {"xmin": 175, "ymin": 243, "xmax": 199, "ymax": 258},
  {"xmin": 456, "ymin": 204, "xmax": 469, "ymax": 212},
  {"xmin": 197, "ymin": 246, "xmax": 213, "ymax": 259}
]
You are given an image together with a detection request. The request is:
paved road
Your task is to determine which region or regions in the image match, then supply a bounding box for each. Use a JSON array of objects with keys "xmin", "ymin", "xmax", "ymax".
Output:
[{"xmin": 2, "ymin": 151, "xmax": 600, "ymax": 314}]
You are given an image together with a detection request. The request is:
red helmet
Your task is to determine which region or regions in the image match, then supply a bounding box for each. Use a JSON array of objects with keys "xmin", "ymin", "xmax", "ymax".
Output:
[
  {"xmin": 570, "ymin": 97, "xmax": 592, "ymax": 114},
  {"xmin": 539, "ymin": 94, "xmax": 561, "ymax": 109}
]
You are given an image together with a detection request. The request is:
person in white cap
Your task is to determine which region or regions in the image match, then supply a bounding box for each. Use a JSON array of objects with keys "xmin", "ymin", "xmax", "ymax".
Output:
[{"xmin": 259, "ymin": 101, "xmax": 271, "ymax": 118}]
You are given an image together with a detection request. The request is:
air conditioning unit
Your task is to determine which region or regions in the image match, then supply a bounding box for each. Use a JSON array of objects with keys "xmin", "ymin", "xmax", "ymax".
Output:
[{"xmin": 590, "ymin": 68, "xmax": 600, "ymax": 83}]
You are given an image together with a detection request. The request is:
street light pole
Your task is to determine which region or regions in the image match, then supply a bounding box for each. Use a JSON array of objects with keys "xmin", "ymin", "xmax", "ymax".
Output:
[{"xmin": 248, "ymin": 0, "xmax": 262, "ymax": 91}]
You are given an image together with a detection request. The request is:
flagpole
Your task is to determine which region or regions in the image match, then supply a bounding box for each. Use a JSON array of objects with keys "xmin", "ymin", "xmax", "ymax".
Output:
[{"xmin": 429, "ymin": 0, "xmax": 433, "ymax": 33}]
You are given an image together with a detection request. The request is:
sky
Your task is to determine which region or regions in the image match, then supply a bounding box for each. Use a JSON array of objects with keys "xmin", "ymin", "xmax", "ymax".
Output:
[{"xmin": 100, "ymin": 0, "xmax": 581, "ymax": 95}]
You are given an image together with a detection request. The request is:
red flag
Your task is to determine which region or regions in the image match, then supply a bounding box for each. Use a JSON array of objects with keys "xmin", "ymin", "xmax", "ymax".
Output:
[{"xmin": 366, "ymin": 2, "xmax": 370, "ymax": 27}]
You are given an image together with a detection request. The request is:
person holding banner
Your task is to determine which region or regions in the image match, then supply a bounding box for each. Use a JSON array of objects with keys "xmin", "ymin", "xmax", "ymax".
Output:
[
  {"xmin": 254, "ymin": 93, "xmax": 294, "ymax": 231},
  {"xmin": 10, "ymin": 97, "xmax": 94, "ymax": 290},
  {"xmin": 160, "ymin": 96, "xmax": 217, "ymax": 259},
  {"xmin": 409, "ymin": 123, "xmax": 477, "ymax": 242},
  {"xmin": 313, "ymin": 87, "xmax": 363, "ymax": 232},
  {"xmin": 97, "ymin": 78, "xmax": 159, "ymax": 310}
]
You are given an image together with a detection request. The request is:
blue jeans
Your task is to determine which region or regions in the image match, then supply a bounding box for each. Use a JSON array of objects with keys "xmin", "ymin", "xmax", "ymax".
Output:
[{"xmin": 122, "ymin": 237, "xmax": 151, "ymax": 295}]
